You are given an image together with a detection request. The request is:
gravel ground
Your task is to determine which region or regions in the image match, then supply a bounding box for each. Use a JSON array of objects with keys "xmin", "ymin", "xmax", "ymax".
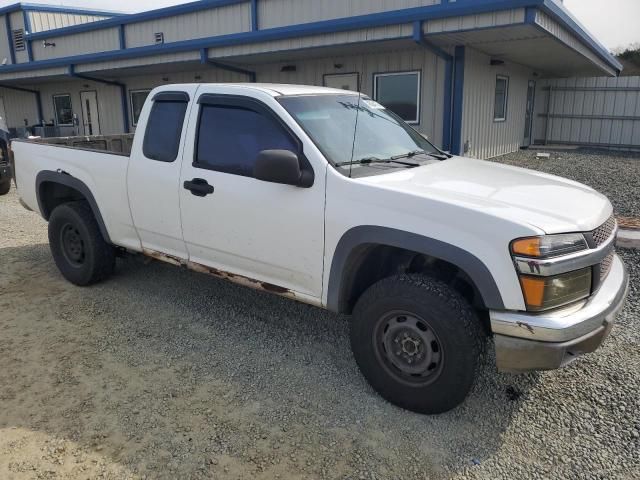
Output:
[
  {"xmin": 1, "ymin": 186, "xmax": 639, "ymax": 480},
  {"xmin": 489, "ymin": 148, "xmax": 640, "ymax": 218}
]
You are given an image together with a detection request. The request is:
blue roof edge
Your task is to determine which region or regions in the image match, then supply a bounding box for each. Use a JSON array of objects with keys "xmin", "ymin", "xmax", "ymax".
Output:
[{"xmin": 0, "ymin": 2, "xmax": 125, "ymax": 17}]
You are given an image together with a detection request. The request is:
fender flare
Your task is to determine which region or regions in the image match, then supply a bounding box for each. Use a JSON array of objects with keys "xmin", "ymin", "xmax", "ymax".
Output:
[
  {"xmin": 35, "ymin": 170, "xmax": 112, "ymax": 244},
  {"xmin": 326, "ymin": 226, "xmax": 505, "ymax": 312}
]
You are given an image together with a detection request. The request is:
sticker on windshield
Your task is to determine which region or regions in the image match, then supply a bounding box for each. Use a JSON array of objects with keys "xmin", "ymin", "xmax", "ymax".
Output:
[{"xmin": 363, "ymin": 99, "xmax": 385, "ymax": 110}]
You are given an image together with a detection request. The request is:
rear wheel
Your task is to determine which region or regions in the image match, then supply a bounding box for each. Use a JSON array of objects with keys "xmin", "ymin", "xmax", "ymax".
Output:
[
  {"xmin": 48, "ymin": 201, "xmax": 115, "ymax": 286},
  {"xmin": 350, "ymin": 274, "xmax": 485, "ymax": 414},
  {"xmin": 0, "ymin": 180, "xmax": 10, "ymax": 196}
]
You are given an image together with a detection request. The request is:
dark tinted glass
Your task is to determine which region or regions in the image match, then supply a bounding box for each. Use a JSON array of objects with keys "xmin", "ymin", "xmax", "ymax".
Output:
[
  {"xmin": 374, "ymin": 72, "xmax": 420, "ymax": 123},
  {"xmin": 53, "ymin": 95, "xmax": 73, "ymax": 125},
  {"xmin": 494, "ymin": 77, "xmax": 508, "ymax": 120},
  {"xmin": 142, "ymin": 101, "xmax": 188, "ymax": 162},
  {"xmin": 196, "ymin": 105, "xmax": 297, "ymax": 177},
  {"xmin": 130, "ymin": 90, "xmax": 151, "ymax": 126}
]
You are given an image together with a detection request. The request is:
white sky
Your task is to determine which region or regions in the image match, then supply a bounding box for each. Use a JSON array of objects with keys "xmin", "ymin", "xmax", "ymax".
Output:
[{"xmin": 1, "ymin": 0, "xmax": 638, "ymax": 51}]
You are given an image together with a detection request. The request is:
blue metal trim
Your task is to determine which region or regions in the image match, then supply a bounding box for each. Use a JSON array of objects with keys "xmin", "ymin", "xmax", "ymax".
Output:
[
  {"xmin": 118, "ymin": 24, "xmax": 126, "ymax": 49},
  {"xmin": 27, "ymin": 0, "xmax": 251, "ymax": 40},
  {"xmin": 0, "ymin": 2, "xmax": 124, "ymax": 16},
  {"xmin": 412, "ymin": 20, "xmax": 453, "ymax": 151},
  {"xmin": 442, "ymin": 57, "xmax": 453, "ymax": 152},
  {"xmin": 4, "ymin": 14, "xmax": 16, "ymax": 65},
  {"xmin": 22, "ymin": 9, "xmax": 33, "ymax": 62},
  {"xmin": 68, "ymin": 65, "xmax": 130, "ymax": 133},
  {"xmin": 524, "ymin": 6, "xmax": 537, "ymax": 24},
  {"xmin": 451, "ymin": 45, "xmax": 465, "ymax": 156},
  {"xmin": 251, "ymin": 0, "xmax": 258, "ymax": 31},
  {"xmin": 200, "ymin": 47, "xmax": 256, "ymax": 82}
]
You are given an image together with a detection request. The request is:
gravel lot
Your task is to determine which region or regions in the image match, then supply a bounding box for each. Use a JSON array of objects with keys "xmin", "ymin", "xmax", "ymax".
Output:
[
  {"xmin": 489, "ymin": 148, "xmax": 640, "ymax": 218},
  {"xmin": 1, "ymin": 184, "xmax": 639, "ymax": 480}
]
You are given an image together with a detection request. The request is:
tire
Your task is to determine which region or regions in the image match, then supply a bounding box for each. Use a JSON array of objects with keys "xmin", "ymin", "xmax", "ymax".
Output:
[
  {"xmin": 0, "ymin": 180, "xmax": 10, "ymax": 196},
  {"xmin": 48, "ymin": 201, "xmax": 115, "ymax": 286},
  {"xmin": 350, "ymin": 274, "xmax": 485, "ymax": 414}
]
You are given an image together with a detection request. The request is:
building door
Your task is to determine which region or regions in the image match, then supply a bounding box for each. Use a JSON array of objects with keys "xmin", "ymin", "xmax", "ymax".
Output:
[
  {"xmin": 80, "ymin": 91, "xmax": 101, "ymax": 136},
  {"xmin": 523, "ymin": 80, "xmax": 535, "ymax": 147},
  {"xmin": 323, "ymin": 73, "xmax": 360, "ymax": 91}
]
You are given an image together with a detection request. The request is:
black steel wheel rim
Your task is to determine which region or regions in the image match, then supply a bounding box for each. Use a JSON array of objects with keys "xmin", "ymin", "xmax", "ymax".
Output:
[
  {"xmin": 60, "ymin": 223, "xmax": 86, "ymax": 267},
  {"xmin": 374, "ymin": 311, "xmax": 445, "ymax": 386}
]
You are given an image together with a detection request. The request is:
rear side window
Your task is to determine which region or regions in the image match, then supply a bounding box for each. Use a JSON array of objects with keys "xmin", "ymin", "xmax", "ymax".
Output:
[
  {"xmin": 143, "ymin": 99, "xmax": 188, "ymax": 162},
  {"xmin": 195, "ymin": 104, "xmax": 298, "ymax": 177}
]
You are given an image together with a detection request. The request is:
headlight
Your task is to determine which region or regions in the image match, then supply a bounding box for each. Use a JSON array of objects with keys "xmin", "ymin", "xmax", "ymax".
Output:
[
  {"xmin": 511, "ymin": 233, "xmax": 588, "ymax": 258},
  {"xmin": 519, "ymin": 268, "xmax": 592, "ymax": 312}
]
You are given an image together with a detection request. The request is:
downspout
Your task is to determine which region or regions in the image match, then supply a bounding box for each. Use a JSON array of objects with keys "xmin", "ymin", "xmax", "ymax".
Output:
[
  {"xmin": 413, "ymin": 21, "xmax": 453, "ymax": 152},
  {"xmin": 200, "ymin": 48, "xmax": 256, "ymax": 83},
  {"xmin": 0, "ymin": 84, "xmax": 43, "ymax": 126},
  {"xmin": 451, "ymin": 46, "xmax": 465, "ymax": 156},
  {"xmin": 68, "ymin": 65, "xmax": 130, "ymax": 133}
]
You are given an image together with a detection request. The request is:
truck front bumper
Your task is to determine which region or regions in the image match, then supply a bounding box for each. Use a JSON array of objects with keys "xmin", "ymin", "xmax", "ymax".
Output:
[{"xmin": 490, "ymin": 254, "xmax": 629, "ymax": 373}]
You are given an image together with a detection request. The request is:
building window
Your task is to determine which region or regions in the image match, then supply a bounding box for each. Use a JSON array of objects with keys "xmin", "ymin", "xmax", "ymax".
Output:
[
  {"xmin": 130, "ymin": 89, "xmax": 151, "ymax": 126},
  {"xmin": 195, "ymin": 103, "xmax": 298, "ymax": 178},
  {"xmin": 494, "ymin": 75, "xmax": 509, "ymax": 122},
  {"xmin": 53, "ymin": 94, "xmax": 73, "ymax": 126},
  {"xmin": 142, "ymin": 100, "xmax": 188, "ymax": 162},
  {"xmin": 373, "ymin": 71, "xmax": 421, "ymax": 124}
]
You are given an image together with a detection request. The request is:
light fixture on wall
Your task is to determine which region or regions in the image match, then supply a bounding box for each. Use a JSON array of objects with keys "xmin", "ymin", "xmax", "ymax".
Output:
[
  {"xmin": 334, "ymin": 63, "xmax": 343, "ymax": 69},
  {"xmin": 42, "ymin": 41, "xmax": 56, "ymax": 48},
  {"xmin": 280, "ymin": 65, "xmax": 297, "ymax": 72},
  {"xmin": 490, "ymin": 59, "xmax": 505, "ymax": 66},
  {"xmin": 162, "ymin": 77, "xmax": 170, "ymax": 82},
  {"xmin": 194, "ymin": 75, "xmax": 202, "ymax": 80}
]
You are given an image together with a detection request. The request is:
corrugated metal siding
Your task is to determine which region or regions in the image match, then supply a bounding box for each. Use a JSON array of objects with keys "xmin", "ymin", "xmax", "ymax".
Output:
[
  {"xmin": 28, "ymin": 12, "xmax": 110, "ymax": 33},
  {"xmin": 0, "ymin": 86, "xmax": 39, "ymax": 128},
  {"xmin": 33, "ymin": 27, "xmax": 120, "ymax": 61},
  {"xmin": 258, "ymin": 0, "xmax": 439, "ymax": 29},
  {"xmin": 37, "ymin": 81, "xmax": 124, "ymax": 135},
  {"xmin": 534, "ymin": 10, "xmax": 613, "ymax": 76},
  {"xmin": 533, "ymin": 76, "xmax": 640, "ymax": 149},
  {"xmin": 10, "ymin": 11, "xmax": 28, "ymax": 64},
  {"xmin": 0, "ymin": 15, "xmax": 10, "ymax": 65},
  {"xmin": 424, "ymin": 8, "xmax": 525, "ymax": 33},
  {"xmin": 254, "ymin": 46, "xmax": 447, "ymax": 146},
  {"xmin": 209, "ymin": 24, "xmax": 413, "ymax": 58},
  {"xmin": 125, "ymin": 3, "xmax": 251, "ymax": 49},
  {"xmin": 0, "ymin": 66, "xmax": 67, "ymax": 81},
  {"xmin": 78, "ymin": 51, "xmax": 201, "ymax": 73},
  {"xmin": 461, "ymin": 47, "xmax": 532, "ymax": 159}
]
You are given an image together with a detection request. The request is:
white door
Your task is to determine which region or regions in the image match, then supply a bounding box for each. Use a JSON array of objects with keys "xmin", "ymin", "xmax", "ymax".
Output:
[
  {"xmin": 127, "ymin": 86, "xmax": 199, "ymax": 259},
  {"xmin": 324, "ymin": 73, "xmax": 360, "ymax": 91},
  {"xmin": 178, "ymin": 87, "xmax": 327, "ymax": 300},
  {"xmin": 80, "ymin": 91, "xmax": 101, "ymax": 136}
]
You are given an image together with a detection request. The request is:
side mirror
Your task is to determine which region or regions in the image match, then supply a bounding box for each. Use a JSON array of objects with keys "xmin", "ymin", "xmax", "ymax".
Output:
[{"xmin": 254, "ymin": 150, "xmax": 314, "ymax": 188}]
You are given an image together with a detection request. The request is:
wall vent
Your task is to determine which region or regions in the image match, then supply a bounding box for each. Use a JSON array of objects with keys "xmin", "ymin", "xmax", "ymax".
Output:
[
  {"xmin": 154, "ymin": 32, "xmax": 164, "ymax": 44},
  {"xmin": 12, "ymin": 29, "xmax": 25, "ymax": 51}
]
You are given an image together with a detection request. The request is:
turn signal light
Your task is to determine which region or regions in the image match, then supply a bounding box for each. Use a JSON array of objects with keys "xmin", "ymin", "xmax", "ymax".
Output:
[{"xmin": 511, "ymin": 234, "xmax": 588, "ymax": 259}]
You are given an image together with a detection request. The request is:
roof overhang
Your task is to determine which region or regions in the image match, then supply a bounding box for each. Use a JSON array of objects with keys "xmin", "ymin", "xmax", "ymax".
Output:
[{"xmin": 0, "ymin": 0, "xmax": 621, "ymax": 82}]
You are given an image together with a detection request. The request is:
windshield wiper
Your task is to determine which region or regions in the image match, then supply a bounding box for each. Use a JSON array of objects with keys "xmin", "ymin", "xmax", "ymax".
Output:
[
  {"xmin": 336, "ymin": 157, "xmax": 420, "ymax": 168},
  {"xmin": 391, "ymin": 150, "xmax": 425, "ymax": 160}
]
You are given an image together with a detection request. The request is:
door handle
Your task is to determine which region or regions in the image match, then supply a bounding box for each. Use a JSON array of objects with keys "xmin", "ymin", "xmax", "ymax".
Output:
[{"xmin": 184, "ymin": 178, "xmax": 214, "ymax": 197}]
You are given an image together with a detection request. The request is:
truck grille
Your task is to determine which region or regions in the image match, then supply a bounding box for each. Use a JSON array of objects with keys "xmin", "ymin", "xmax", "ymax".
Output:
[
  {"xmin": 600, "ymin": 251, "xmax": 615, "ymax": 282},
  {"xmin": 591, "ymin": 215, "xmax": 617, "ymax": 247}
]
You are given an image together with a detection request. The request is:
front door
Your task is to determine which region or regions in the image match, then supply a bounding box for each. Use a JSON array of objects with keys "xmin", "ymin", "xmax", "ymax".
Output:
[
  {"xmin": 178, "ymin": 87, "xmax": 326, "ymax": 301},
  {"xmin": 80, "ymin": 91, "xmax": 101, "ymax": 136},
  {"xmin": 523, "ymin": 80, "xmax": 536, "ymax": 147}
]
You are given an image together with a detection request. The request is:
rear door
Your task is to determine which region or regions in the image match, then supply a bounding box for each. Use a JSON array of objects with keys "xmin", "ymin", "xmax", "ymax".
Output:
[
  {"xmin": 127, "ymin": 86, "xmax": 199, "ymax": 259},
  {"xmin": 178, "ymin": 86, "xmax": 326, "ymax": 300}
]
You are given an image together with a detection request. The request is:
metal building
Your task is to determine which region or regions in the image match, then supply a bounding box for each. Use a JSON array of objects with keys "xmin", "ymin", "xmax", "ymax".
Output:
[{"xmin": 0, "ymin": 0, "xmax": 622, "ymax": 158}]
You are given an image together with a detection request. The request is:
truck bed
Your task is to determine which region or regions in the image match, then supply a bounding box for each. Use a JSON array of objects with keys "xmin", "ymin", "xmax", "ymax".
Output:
[{"xmin": 27, "ymin": 133, "xmax": 135, "ymax": 156}]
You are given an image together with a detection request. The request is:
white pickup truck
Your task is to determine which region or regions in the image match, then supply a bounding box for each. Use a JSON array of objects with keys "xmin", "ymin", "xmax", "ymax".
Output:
[{"xmin": 13, "ymin": 83, "xmax": 629, "ymax": 414}]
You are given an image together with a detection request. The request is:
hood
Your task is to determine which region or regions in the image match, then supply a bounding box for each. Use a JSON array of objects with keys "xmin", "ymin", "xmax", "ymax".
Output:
[{"xmin": 359, "ymin": 156, "xmax": 612, "ymax": 234}]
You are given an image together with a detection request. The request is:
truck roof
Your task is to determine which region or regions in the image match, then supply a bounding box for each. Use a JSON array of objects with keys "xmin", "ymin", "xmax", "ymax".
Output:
[{"xmin": 163, "ymin": 83, "xmax": 357, "ymax": 97}]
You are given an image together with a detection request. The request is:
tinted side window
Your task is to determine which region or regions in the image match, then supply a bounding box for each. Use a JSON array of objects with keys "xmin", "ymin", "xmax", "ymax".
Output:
[
  {"xmin": 143, "ymin": 100, "xmax": 188, "ymax": 162},
  {"xmin": 196, "ymin": 104, "xmax": 298, "ymax": 177}
]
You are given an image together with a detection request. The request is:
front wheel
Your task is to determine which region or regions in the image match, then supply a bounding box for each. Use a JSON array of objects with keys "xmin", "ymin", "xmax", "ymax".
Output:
[
  {"xmin": 350, "ymin": 274, "xmax": 485, "ymax": 414},
  {"xmin": 0, "ymin": 180, "xmax": 10, "ymax": 196}
]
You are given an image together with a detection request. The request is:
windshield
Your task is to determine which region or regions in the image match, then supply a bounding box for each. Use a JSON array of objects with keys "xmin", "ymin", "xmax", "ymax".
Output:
[{"xmin": 278, "ymin": 94, "xmax": 443, "ymax": 175}]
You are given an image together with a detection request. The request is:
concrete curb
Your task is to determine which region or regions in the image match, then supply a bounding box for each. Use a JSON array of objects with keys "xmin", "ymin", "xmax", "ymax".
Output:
[{"xmin": 617, "ymin": 229, "xmax": 640, "ymax": 250}]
